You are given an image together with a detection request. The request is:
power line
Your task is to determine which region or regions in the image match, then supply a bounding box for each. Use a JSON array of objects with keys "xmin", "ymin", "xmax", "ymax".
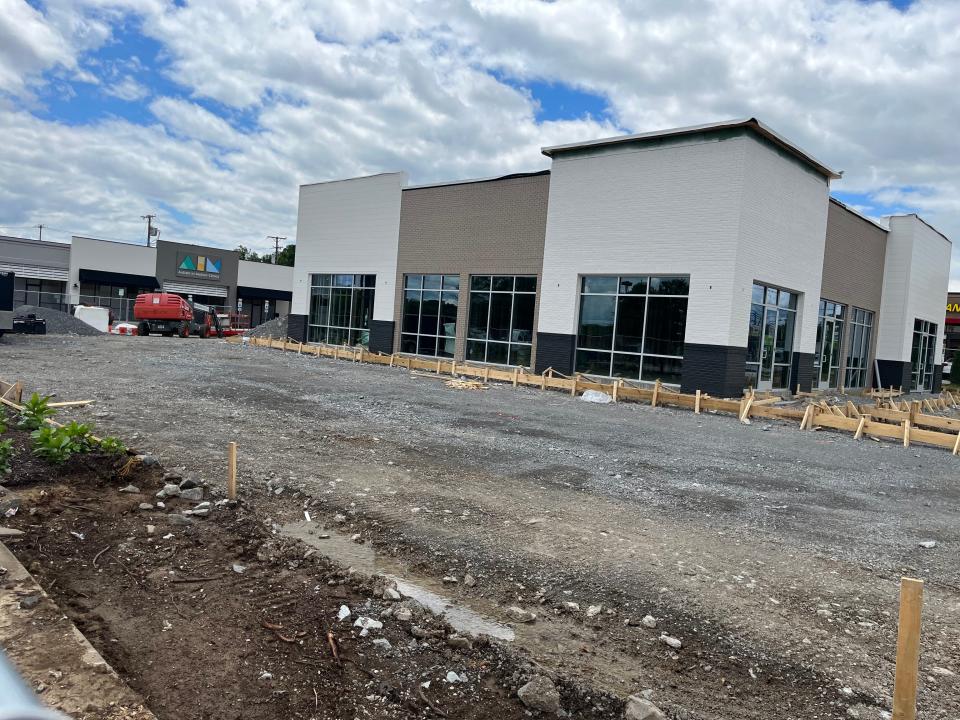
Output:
[{"xmin": 141, "ymin": 214, "xmax": 157, "ymax": 247}]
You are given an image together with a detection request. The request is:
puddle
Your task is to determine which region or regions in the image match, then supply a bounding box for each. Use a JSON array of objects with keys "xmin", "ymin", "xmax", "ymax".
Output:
[{"xmin": 281, "ymin": 521, "xmax": 515, "ymax": 641}]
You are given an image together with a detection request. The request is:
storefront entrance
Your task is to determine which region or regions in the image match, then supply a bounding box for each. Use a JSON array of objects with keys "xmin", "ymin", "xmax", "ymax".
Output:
[
  {"xmin": 745, "ymin": 283, "xmax": 797, "ymax": 391},
  {"xmin": 815, "ymin": 300, "xmax": 845, "ymax": 390}
]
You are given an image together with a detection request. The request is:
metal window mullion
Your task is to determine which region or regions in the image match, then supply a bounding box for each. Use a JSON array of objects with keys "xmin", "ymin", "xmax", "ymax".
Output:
[{"xmin": 484, "ymin": 286, "xmax": 492, "ymax": 362}]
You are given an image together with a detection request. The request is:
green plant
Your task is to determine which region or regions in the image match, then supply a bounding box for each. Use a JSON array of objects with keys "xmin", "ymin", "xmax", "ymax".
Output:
[
  {"xmin": 17, "ymin": 393, "xmax": 55, "ymax": 431},
  {"xmin": 0, "ymin": 438, "xmax": 13, "ymax": 475},
  {"xmin": 31, "ymin": 422, "xmax": 95, "ymax": 464},
  {"xmin": 98, "ymin": 436, "xmax": 126, "ymax": 455}
]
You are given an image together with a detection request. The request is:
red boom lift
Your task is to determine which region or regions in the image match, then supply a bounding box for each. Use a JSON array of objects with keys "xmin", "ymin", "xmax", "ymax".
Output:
[{"xmin": 133, "ymin": 292, "xmax": 225, "ymax": 338}]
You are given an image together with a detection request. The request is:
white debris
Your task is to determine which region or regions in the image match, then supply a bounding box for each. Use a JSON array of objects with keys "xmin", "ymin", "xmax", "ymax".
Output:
[
  {"xmin": 337, "ymin": 605, "xmax": 351, "ymax": 621},
  {"xmin": 232, "ymin": 563, "xmax": 247, "ymax": 574},
  {"xmin": 586, "ymin": 604, "xmax": 603, "ymax": 618},
  {"xmin": 919, "ymin": 540, "xmax": 937, "ymax": 549},
  {"xmin": 162, "ymin": 620, "xmax": 173, "ymax": 632},
  {"xmin": 580, "ymin": 390, "xmax": 613, "ymax": 404},
  {"xmin": 642, "ymin": 615, "xmax": 657, "ymax": 629},
  {"xmin": 445, "ymin": 671, "xmax": 466, "ymax": 683}
]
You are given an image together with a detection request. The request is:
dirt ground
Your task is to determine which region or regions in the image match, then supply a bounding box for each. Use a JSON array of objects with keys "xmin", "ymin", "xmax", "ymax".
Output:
[{"xmin": 2, "ymin": 333, "xmax": 960, "ymax": 719}]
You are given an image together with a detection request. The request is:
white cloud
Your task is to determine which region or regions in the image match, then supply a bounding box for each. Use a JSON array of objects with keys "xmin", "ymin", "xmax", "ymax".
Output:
[
  {"xmin": 0, "ymin": 0, "xmax": 958, "ymax": 282},
  {"xmin": 104, "ymin": 74, "xmax": 149, "ymax": 100}
]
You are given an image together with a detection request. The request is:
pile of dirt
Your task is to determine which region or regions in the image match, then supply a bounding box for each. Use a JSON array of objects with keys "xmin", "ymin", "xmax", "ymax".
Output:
[
  {"xmin": 13, "ymin": 305, "xmax": 103, "ymax": 336},
  {"xmin": 0, "ymin": 427, "xmax": 621, "ymax": 720},
  {"xmin": 247, "ymin": 314, "xmax": 288, "ymax": 339}
]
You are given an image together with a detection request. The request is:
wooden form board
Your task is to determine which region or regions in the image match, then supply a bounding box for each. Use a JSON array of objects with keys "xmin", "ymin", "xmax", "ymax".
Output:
[{"xmin": 246, "ymin": 337, "xmax": 960, "ymax": 454}]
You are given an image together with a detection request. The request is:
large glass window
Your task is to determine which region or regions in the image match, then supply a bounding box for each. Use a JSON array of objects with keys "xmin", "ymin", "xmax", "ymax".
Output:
[
  {"xmin": 745, "ymin": 283, "xmax": 797, "ymax": 391},
  {"xmin": 400, "ymin": 274, "xmax": 459, "ymax": 358},
  {"xmin": 466, "ymin": 275, "xmax": 537, "ymax": 367},
  {"xmin": 844, "ymin": 308, "xmax": 874, "ymax": 389},
  {"xmin": 814, "ymin": 299, "xmax": 845, "ymax": 389},
  {"xmin": 575, "ymin": 275, "xmax": 688, "ymax": 385},
  {"xmin": 911, "ymin": 319, "xmax": 938, "ymax": 391},
  {"xmin": 307, "ymin": 274, "xmax": 375, "ymax": 346}
]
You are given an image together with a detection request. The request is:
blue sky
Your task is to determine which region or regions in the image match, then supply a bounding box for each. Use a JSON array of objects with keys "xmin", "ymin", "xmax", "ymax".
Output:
[{"xmin": 0, "ymin": 0, "xmax": 956, "ymax": 287}]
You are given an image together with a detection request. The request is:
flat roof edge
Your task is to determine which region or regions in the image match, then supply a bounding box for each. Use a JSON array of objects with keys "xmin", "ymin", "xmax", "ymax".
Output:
[
  {"xmin": 887, "ymin": 213, "xmax": 952, "ymax": 245},
  {"xmin": 299, "ymin": 171, "xmax": 406, "ymax": 189},
  {"xmin": 828, "ymin": 197, "xmax": 889, "ymax": 233},
  {"xmin": 404, "ymin": 169, "xmax": 550, "ymax": 192},
  {"xmin": 541, "ymin": 117, "xmax": 842, "ymax": 180}
]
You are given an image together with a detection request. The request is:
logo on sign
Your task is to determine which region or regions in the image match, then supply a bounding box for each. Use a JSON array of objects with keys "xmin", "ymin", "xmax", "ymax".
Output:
[{"xmin": 176, "ymin": 253, "xmax": 222, "ymax": 280}]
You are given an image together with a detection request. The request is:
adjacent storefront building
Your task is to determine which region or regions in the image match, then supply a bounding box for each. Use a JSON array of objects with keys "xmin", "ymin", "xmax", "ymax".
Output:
[{"xmin": 291, "ymin": 118, "xmax": 951, "ymax": 396}]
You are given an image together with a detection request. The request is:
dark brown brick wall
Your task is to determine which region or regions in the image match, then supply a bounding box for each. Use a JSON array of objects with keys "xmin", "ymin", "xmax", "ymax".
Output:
[
  {"xmin": 394, "ymin": 171, "xmax": 549, "ymax": 365},
  {"xmin": 820, "ymin": 199, "xmax": 888, "ymax": 387}
]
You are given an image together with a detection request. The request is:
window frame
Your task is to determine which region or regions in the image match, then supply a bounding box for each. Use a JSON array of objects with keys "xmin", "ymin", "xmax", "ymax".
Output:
[
  {"xmin": 465, "ymin": 275, "xmax": 538, "ymax": 368},
  {"xmin": 307, "ymin": 273, "xmax": 376, "ymax": 347},
  {"xmin": 843, "ymin": 307, "xmax": 874, "ymax": 389},
  {"xmin": 574, "ymin": 274, "xmax": 689, "ymax": 385},
  {"xmin": 399, "ymin": 274, "xmax": 459, "ymax": 358}
]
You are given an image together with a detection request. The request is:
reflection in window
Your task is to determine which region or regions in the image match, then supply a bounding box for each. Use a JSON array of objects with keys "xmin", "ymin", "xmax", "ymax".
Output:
[
  {"xmin": 466, "ymin": 276, "xmax": 537, "ymax": 367},
  {"xmin": 400, "ymin": 275, "xmax": 459, "ymax": 358},
  {"xmin": 844, "ymin": 308, "xmax": 874, "ymax": 389},
  {"xmin": 575, "ymin": 275, "xmax": 688, "ymax": 385},
  {"xmin": 307, "ymin": 274, "xmax": 375, "ymax": 347}
]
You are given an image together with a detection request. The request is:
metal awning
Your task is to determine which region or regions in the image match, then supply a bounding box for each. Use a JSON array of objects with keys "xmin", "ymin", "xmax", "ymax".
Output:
[
  {"xmin": 0, "ymin": 262, "xmax": 69, "ymax": 282},
  {"xmin": 162, "ymin": 280, "xmax": 228, "ymax": 298},
  {"xmin": 236, "ymin": 285, "xmax": 292, "ymax": 302},
  {"xmin": 79, "ymin": 268, "xmax": 159, "ymax": 288}
]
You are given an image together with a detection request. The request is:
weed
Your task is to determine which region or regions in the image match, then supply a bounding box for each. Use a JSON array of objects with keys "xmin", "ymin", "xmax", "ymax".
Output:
[
  {"xmin": 18, "ymin": 393, "xmax": 55, "ymax": 431},
  {"xmin": 0, "ymin": 438, "xmax": 12, "ymax": 474},
  {"xmin": 98, "ymin": 436, "xmax": 127, "ymax": 455},
  {"xmin": 31, "ymin": 422, "xmax": 96, "ymax": 464}
]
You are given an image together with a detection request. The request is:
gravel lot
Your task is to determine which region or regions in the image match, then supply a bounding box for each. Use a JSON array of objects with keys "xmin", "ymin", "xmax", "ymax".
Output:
[{"xmin": 2, "ymin": 333, "xmax": 959, "ymax": 719}]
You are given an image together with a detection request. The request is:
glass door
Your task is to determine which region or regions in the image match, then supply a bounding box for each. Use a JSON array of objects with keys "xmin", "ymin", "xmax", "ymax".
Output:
[
  {"xmin": 911, "ymin": 319, "xmax": 938, "ymax": 391},
  {"xmin": 746, "ymin": 283, "xmax": 798, "ymax": 392}
]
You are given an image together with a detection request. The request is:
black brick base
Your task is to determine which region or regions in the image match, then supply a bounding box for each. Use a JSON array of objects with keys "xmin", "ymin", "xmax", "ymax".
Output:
[
  {"xmin": 679, "ymin": 343, "xmax": 747, "ymax": 398},
  {"xmin": 791, "ymin": 352, "xmax": 815, "ymax": 393},
  {"xmin": 876, "ymin": 359, "xmax": 911, "ymax": 391},
  {"xmin": 287, "ymin": 314, "xmax": 307, "ymax": 343},
  {"xmin": 534, "ymin": 332, "xmax": 575, "ymax": 375},
  {"xmin": 933, "ymin": 364, "xmax": 943, "ymax": 393},
  {"xmin": 369, "ymin": 320, "xmax": 395, "ymax": 355}
]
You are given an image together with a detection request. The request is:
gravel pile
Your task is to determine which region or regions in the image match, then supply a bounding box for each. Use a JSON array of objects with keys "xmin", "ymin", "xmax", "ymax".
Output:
[
  {"xmin": 14, "ymin": 305, "xmax": 103, "ymax": 336},
  {"xmin": 247, "ymin": 314, "xmax": 288, "ymax": 339}
]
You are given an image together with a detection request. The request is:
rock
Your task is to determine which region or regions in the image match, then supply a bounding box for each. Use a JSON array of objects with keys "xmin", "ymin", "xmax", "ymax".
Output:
[
  {"xmin": 118, "ymin": 484, "xmax": 140, "ymax": 493},
  {"xmin": 337, "ymin": 605, "xmax": 351, "ymax": 621},
  {"xmin": 162, "ymin": 471, "xmax": 183, "ymax": 482},
  {"xmin": 642, "ymin": 615, "xmax": 657, "ymax": 629},
  {"xmin": 179, "ymin": 487, "xmax": 203, "ymax": 502},
  {"xmin": 932, "ymin": 666, "xmax": 955, "ymax": 676},
  {"xmin": 411, "ymin": 625, "xmax": 443, "ymax": 639},
  {"xmin": 442, "ymin": 576, "xmax": 458, "ymax": 584},
  {"xmin": 394, "ymin": 607, "xmax": 413, "ymax": 622},
  {"xmin": 586, "ymin": 604, "xmax": 603, "ymax": 618},
  {"xmin": 517, "ymin": 675, "xmax": 562, "ymax": 713},
  {"xmin": 354, "ymin": 616, "xmax": 382, "ymax": 636},
  {"xmin": 659, "ymin": 634, "xmax": 682, "ymax": 649},
  {"xmin": 446, "ymin": 635, "xmax": 472, "ymax": 650},
  {"xmin": 563, "ymin": 601, "xmax": 581, "ymax": 612},
  {"xmin": 187, "ymin": 508, "xmax": 210, "ymax": 517},
  {"xmin": 169, "ymin": 515, "xmax": 193, "ymax": 526},
  {"xmin": 178, "ymin": 478, "xmax": 198, "ymax": 490},
  {"xmin": 383, "ymin": 587, "xmax": 402, "ymax": 600},
  {"xmin": 141, "ymin": 455, "xmax": 159, "ymax": 466},
  {"xmin": 624, "ymin": 695, "xmax": 666, "ymax": 720},
  {"xmin": 333, "ymin": 513, "xmax": 347, "ymax": 524},
  {"xmin": 372, "ymin": 637, "xmax": 392, "ymax": 650},
  {"xmin": 463, "ymin": 573, "xmax": 476, "ymax": 587},
  {"xmin": 816, "ymin": 609, "xmax": 833, "ymax": 618},
  {"xmin": 919, "ymin": 540, "xmax": 937, "ymax": 549},
  {"xmin": 506, "ymin": 606, "xmax": 536, "ymax": 623},
  {"xmin": 2, "ymin": 498, "xmax": 22, "ymax": 516},
  {"xmin": 138, "ymin": 503, "xmax": 154, "ymax": 511},
  {"xmin": 19, "ymin": 594, "xmax": 41, "ymax": 610},
  {"xmin": 445, "ymin": 670, "xmax": 464, "ymax": 684},
  {"xmin": 156, "ymin": 484, "xmax": 180, "ymax": 499},
  {"xmin": 232, "ymin": 563, "xmax": 247, "ymax": 574},
  {"xmin": 351, "ymin": 533, "xmax": 362, "ymax": 543},
  {"xmin": 146, "ymin": 525, "xmax": 156, "ymax": 535}
]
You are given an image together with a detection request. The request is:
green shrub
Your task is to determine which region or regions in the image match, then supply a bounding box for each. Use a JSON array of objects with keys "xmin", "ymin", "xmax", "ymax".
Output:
[
  {"xmin": 31, "ymin": 422, "xmax": 95, "ymax": 464},
  {"xmin": 98, "ymin": 436, "xmax": 127, "ymax": 455},
  {"xmin": 18, "ymin": 393, "xmax": 55, "ymax": 431},
  {"xmin": 0, "ymin": 438, "xmax": 13, "ymax": 474}
]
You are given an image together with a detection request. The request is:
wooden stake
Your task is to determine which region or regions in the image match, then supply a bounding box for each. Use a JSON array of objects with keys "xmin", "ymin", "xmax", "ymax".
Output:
[
  {"xmin": 227, "ymin": 441, "xmax": 237, "ymax": 501},
  {"xmin": 389, "ymin": 354, "xmax": 395, "ymax": 367},
  {"xmin": 484, "ymin": 366, "xmax": 491, "ymax": 382},
  {"xmin": 903, "ymin": 420, "xmax": 911, "ymax": 448},
  {"xmin": 436, "ymin": 359, "xmax": 442, "ymax": 374},
  {"xmin": 953, "ymin": 431, "xmax": 960, "ymax": 456},
  {"xmin": 451, "ymin": 360, "xmax": 457, "ymax": 376},
  {"xmin": 570, "ymin": 376, "xmax": 578, "ymax": 397},
  {"xmin": 892, "ymin": 577, "xmax": 924, "ymax": 720},
  {"xmin": 799, "ymin": 405, "xmax": 811, "ymax": 430},
  {"xmin": 651, "ymin": 379, "xmax": 661, "ymax": 408},
  {"xmin": 739, "ymin": 395, "xmax": 754, "ymax": 423},
  {"xmin": 854, "ymin": 416, "xmax": 866, "ymax": 440},
  {"xmin": 540, "ymin": 372, "xmax": 546, "ymax": 390},
  {"xmin": 612, "ymin": 380, "xmax": 620, "ymax": 403},
  {"xmin": 694, "ymin": 389, "xmax": 702, "ymax": 414},
  {"xmin": 910, "ymin": 401, "xmax": 920, "ymax": 425},
  {"xmin": 512, "ymin": 368, "xmax": 519, "ymax": 387}
]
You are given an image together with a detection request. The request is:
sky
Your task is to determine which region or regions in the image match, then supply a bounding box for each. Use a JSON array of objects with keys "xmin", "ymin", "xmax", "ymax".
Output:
[{"xmin": 0, "ymin": 0, "xmax": 957, "ymax": 287}]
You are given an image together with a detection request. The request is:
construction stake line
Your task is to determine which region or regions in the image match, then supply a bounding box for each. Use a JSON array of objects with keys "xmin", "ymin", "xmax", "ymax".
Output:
[{"xmin": 238, "ymin": 338, "xmax": 960, "ymax": 454}]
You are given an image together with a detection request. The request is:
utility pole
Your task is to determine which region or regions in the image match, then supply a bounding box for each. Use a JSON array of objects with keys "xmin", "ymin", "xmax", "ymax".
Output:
[
  {"xmin": 267, "ymin": 235, "xmax": 287, "ymax": 263},
  {"xmin": 141, "ymin": 214, "xmax": 157, "ymax": 247},
  {"xmin": 35, "ymin": 224, "xmax": 44, "ymax": 242}
]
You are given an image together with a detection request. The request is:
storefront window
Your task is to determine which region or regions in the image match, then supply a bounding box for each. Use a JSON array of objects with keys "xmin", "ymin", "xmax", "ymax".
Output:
[
  {"xmin": 400, "ymin": 274, "xmax": 459, "ymax": 358},
  {"xmin": 466, "ymin": 276, "xmax": 537, "ymax": 367},
  {"xmin": 307, "ymin": 274, "xmax": 375, "ymax": 346}
]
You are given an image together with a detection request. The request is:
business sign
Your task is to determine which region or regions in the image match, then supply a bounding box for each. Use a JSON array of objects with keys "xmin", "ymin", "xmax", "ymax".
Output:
[{"xmin": 176, "ymin": 252, "xmax": 221, "ymax": 280}]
